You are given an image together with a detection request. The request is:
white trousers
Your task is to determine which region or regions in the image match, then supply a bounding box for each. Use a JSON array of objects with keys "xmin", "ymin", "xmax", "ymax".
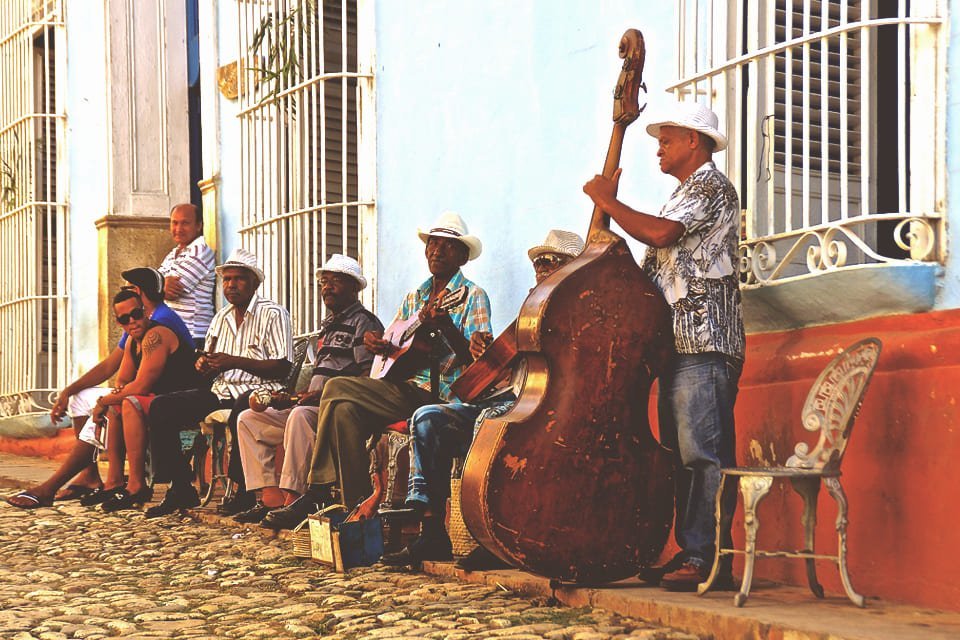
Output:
[
  {"xmin": 236, "ymin": 376, "xmax": 324, "ymax": 494},
  {"xmin": 72, "ymin": 387, "xmax": 112, "ymax": 451}
]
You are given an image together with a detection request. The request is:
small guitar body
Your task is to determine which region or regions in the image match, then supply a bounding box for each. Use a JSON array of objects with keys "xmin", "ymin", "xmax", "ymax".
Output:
[{"xmin": 370, "ymin": 285, "xmax": 468, "ymax": 380}]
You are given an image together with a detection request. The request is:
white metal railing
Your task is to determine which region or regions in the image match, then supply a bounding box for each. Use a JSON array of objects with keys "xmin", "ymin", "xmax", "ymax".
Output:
[
  {"xmin": 669, "ymin": 0, "xmax": 945, "ymax": 288},
  {"xmin": 236, "ymin": 0, "xmax": 376, "ymax": 336},
  {"xmin": 0, "ymin": 0, "xmax": 68, "ymax": 417}
]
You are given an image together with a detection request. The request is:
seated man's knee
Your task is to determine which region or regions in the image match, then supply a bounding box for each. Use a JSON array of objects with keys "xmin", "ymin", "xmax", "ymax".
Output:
[
  {"xmin": 120, "ymin": 397, "xmax": 141, "ymax": 420},
  {"xmin": 411, "ymin": 405, "xmax": 445, "ymax": 436}
]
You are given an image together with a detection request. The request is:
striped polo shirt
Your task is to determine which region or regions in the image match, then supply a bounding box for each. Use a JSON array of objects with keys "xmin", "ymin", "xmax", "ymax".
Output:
[
  {"xmin": 159, "ymin": 235, "xmax": 216, "ymax": 340},
  {"xmin": 205, "ymin": 293, "xmax": 294, "ymax": 400},
  {"xmin": 311, "ymin": 301, "xmax": 384, "ymax": 380}
]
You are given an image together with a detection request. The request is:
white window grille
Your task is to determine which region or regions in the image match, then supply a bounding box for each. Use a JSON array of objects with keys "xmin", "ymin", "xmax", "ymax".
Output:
[
  {"xmin": 237, "ymin": 0, "xmax": 375, "ymax": 336},
  {"xmin": 0, "ymin": 0, "xmax": 68, "ymax": 418},
  {"xmin": 670, "ymin": 0, "xmax": 945, "ymax": 288}
]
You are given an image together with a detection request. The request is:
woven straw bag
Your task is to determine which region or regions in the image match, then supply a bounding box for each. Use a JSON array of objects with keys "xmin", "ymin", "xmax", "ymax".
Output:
[{"xmin": 448, "ymin": 457, "xmax": 478, "ymax": 557}]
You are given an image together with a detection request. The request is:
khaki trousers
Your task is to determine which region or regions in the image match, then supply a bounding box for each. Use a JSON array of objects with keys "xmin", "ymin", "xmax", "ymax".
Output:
[
  {"xmin": 307, "ymin": 376, "xmax": 431, "ymax": 508},
  {"xmin": 236, "ymin": 375, "xmax": 325, "ymax": 494}
]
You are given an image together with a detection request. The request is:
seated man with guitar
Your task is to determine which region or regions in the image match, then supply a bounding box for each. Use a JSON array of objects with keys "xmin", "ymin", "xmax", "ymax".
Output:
[
  {"xmin": 381, "ymin": 229, "xmax": 584, "ymax": 568},
  {"xmin": 279, "ymin": 212, "xmax": 492, "ymax": 525},
  {"xmin": 233, "ymin": 255, "xmax": 384, "ymax": 527}
]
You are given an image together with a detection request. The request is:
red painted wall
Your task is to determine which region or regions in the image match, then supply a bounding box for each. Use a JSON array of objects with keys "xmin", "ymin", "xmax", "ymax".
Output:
[{"xmin": 653, "ymin": 309, "xmax": 960, "ymax": 611}]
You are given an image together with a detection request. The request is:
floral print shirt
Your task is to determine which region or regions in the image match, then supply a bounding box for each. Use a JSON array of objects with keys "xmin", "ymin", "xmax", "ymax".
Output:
[{"xmin": 641, "ymin": 161, "xmax": 745, "ymax": 360}]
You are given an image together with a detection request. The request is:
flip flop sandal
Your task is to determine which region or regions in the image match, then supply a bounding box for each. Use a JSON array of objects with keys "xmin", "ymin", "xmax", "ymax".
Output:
[
  {"xmin": 6, "ymin": 491, "xmax": 53, "ymax": 510},
  {"xmin": 55, "ymin": 484, "xmax": 102, "ymax": 501}
]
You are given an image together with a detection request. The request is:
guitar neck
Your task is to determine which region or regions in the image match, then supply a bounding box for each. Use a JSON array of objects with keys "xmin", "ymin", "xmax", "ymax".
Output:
[{"xmin": 588, "ymin": 121, "xmax": 629, "ymax": 236}]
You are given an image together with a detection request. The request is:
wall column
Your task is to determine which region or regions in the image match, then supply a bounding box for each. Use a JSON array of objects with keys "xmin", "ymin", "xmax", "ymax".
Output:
[{"xmin": 97, "ymin": 0, "xmax": 190, "ymax": 355}]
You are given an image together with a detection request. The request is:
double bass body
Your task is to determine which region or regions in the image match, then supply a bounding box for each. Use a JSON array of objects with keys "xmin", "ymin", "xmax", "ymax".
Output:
[{"xmin": 461, "ymin": 229, "xmax": 675, "ymax": 584}]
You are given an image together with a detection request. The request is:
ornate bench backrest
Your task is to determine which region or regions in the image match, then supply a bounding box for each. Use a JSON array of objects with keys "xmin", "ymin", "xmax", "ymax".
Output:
[{"xmin": 785, "ymin": 338, "xmax": 882, "ymax": 472}]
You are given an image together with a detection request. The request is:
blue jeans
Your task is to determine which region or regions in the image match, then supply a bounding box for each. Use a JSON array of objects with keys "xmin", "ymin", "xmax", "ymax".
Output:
[
  {"xmin": 658, "ymin": 352, "xmax": 741, "ymax": 567},
  {"xmin": 407, "ymin": 394, "xmax": 515, "ymax": 510}
]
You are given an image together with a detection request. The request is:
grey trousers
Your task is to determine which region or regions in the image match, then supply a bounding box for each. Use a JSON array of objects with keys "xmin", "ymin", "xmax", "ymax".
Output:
[{"xmin": 307, "ymin": 376, "xmax": 432, "ymax": 508}]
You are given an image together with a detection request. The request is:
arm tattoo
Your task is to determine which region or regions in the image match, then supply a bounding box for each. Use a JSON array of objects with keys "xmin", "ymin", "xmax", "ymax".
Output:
[{"xmin": 143, "ymin": 329, "xmax": 163, "ymax": 354}]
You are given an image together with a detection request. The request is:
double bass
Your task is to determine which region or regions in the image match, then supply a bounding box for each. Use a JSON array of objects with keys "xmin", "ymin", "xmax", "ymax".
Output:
[{"xmin": 460, "ymin": 29, "xmax": 675, "ymax": 584}]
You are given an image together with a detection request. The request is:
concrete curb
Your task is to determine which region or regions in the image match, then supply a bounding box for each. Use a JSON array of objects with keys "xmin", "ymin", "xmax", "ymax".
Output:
[{"xmin": 420, "ymin": 561, "xmax": 960, "ymax": 640}]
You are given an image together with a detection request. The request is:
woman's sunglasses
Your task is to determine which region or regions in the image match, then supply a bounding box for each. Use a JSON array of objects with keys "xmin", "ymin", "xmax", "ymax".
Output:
[{"xmin": 115, "ymin": 306, "xmax": 146, "ymax": 325}]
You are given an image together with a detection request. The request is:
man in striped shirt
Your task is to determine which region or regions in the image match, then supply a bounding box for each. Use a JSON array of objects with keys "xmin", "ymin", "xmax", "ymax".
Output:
[
  {"xmin": 144, "ymin": 248, "xmax": 294, "ymax": 518},
  {"xmin": 159, "ymin": 203, "xmax": 216, "ymax": 348}
]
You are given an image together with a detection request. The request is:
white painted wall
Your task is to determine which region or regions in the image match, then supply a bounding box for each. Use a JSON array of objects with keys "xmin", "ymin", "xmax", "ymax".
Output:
[
  {"xmin": 213, "ymin": 2, "xmax": 243, "ymax": 257},
  {"xmin": 65, "ymin": 0, "xmax": 110, "ymax": 376},
  {"xmin": 374, "ymin": 1, "xmax": 677, "ymax": 331},
  {"xmin": 940, "ymin": 0, "xmax": 960, "ymax": 310}
]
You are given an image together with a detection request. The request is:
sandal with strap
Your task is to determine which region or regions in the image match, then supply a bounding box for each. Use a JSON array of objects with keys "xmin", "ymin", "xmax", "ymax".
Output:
[
  {"xmin": 55, "ymin": 484, "xmax": 102, "ymax": 502},
  {"xmin": 80, "ymin": 485, "xmax": 124, "ymax": 507},
  {"xmin": 6, "ymin": 491, "xmax": 53, "ymax": 510},
  {"xmin": 101, "ymin": 487, "xmax": 154, "ymax": 513}
]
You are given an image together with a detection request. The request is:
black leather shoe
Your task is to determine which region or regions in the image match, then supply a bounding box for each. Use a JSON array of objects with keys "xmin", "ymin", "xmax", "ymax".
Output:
[
  {"xmin": 217, "ymin": 491, "xmax": 256, "ymax": 515},
  {"xmin": 145, "ymin": 485, "xmax": 200, "ymax": 518},
  {"xmin": 80, "ymin": 485, "xmax": 123, "ymax": 507},
  {"xmin": 101, "ymin": 487, "xmax": 154, "ymax": 513},
  {"xmin": 260, "ymin": 496, "xmax": 321, "ymax": 531},
  {"xmin": 233, "ymin": 502, "xmax": 272, "ymax": 524},
  {"xmin": 380, "ymin": 534, "xmax": 452, "ymax": 567},
  {"xmin": 455, "ymin": 547, "xmax": 510, "ymax": 571},
  {"xmin": 454, "ymin": 547, "xmax": 512, "ymax": 571}
]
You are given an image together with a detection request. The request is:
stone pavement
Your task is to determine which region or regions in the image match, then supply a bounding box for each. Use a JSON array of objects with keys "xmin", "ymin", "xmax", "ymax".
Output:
[
  {"xmin": 2, "ymin": 451, "xmax": 959, "ymax": 640},
  {"xmin": 0, "ymin": 453, "xmax": 701, "ymax": 640}
]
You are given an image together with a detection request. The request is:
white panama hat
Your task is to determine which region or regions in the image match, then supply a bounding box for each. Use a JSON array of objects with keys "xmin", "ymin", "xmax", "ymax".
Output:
[
  {"xmin": 527, "ymin": 229, "xmax": 585, "ymax": 262},
  {"xmin": 417, "ymin": 211, "xmax": 482, "ymax": 261},
  {"xmin": 215, "ymin": 247, "xmax": 265, "ymax": 287},
  {"xmin": 645, "ymin": 101, "xmax": 727, "ymax": 152},
  {"xmin": 315, "ymin": 253, "xmax": 367, "ymax": 290}
]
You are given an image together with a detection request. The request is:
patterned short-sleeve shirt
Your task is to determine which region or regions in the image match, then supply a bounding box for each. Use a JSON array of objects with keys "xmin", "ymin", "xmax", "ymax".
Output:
[
  {"xmin": 641, "ymin": 161, "xmax": 745, "ymax": 360},
  {"xmin": 396, "ymin": 270, "xmax": 492, "ymax": 401}
]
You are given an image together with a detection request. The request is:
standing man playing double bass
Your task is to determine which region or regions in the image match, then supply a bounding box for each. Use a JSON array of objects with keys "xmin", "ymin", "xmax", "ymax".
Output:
[{"xmin": 583, "ymin": 101, "xmax": 745, "ymax": 591}]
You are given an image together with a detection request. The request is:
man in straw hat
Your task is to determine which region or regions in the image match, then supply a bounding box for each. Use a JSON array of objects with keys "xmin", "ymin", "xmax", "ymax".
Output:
[
  {"xmin": 144, "ymin": 248, "xmax": 294, "ymax": 518},
  {"xmin": 233, "ymin": 255, "xmax": 384, "ymax": 528},
  {"xmin": 381, "ymin": 228, "xmax": 584, "ymax": 568},
  {"xmin": 583, "ymin": 100, "xmax": 744, "ymax": 591},
  {"xmin": 275, "ymin": 211, "xmax": 492, "ymax": 526}
]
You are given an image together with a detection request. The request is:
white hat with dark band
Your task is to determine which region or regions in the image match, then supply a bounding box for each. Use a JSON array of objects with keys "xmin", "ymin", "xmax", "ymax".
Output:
[{"xmin": 417, "ymin": 211, "xmax": 482, "ymax": 261}]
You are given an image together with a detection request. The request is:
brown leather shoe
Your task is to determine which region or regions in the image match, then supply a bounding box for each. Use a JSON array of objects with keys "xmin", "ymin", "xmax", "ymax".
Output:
[
  {"xmin": 638, "ymin": 553, "xmax": 685, "ymax": 585},
  {"xmin": 660, "ymin": 561, "xmax": 708, "ymax": 592}
]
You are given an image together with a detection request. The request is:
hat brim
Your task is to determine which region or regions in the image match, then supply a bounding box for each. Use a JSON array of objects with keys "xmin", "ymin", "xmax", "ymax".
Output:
[
  {"xmin": 215, "ymin": 262, "xmax": 265, "ymax": 287},
  {"xmin": 417, "ymin": 229, "xmax": 482, "ymax": 261},
  {"xmin": 315, "ymin": 267, "xmax": 367, "ymax": 290},
  {"xmin": 646, "ymin": 120, "xmax": 727, "ymax": 152},
  {"xmin": 527, "ymin": 245, "xmax": 579, "ymax": 262}
]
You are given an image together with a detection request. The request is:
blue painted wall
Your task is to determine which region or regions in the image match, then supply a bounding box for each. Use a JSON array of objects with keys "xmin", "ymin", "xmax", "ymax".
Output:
[
  {"xmin": 374, "ymin": 1, "xmax": 677, "ymax": 331},
  {"xmin": 65, "ymin": 3, "xmax": 110, "ymax": 375}
]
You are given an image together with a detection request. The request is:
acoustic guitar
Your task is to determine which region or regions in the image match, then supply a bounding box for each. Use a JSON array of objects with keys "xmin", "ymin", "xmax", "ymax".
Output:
[{"xmin": 370, "ymin": 285, "xmax": 468, "ymax": 380}]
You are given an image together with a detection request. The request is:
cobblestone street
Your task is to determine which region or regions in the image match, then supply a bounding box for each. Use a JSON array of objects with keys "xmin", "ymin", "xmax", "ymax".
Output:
[{"xmin": 0, "ymin": 501, "xmax": 703, "ymax": 640}]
